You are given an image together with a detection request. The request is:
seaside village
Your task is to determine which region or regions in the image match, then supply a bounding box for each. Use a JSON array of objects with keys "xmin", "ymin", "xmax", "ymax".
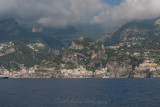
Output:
[
  {"xmin": 0, "ymin": 59, "xmax": 160, "ymax": 78},
  {"xmin": 61, "ymin": 66, "xmax": 107, "ymax": 78},
  {"xmin": 0, "ymin": 65, "xmax": 38, "ymax": 78},
  {"xmin": 0, "ymin": 64, "xmax": 107, "ymax": 78}
]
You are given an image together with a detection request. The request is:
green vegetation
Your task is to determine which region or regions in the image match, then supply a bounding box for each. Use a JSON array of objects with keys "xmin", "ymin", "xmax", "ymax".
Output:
[
  {"xmin": 86, "ymin": 66, "xmax": 94, "ymax": 72},
  {"xmin": 65, "ymin": 62, "xmax": 76, "ymax": 70},
  {"xmin": 0, "ymin": 40, "xmax": 52, "ymax": 70}
]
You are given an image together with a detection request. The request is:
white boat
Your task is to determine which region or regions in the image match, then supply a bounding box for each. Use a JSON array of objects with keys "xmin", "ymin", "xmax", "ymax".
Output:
[{"xmin": 0, "ymin": 75, "xmax": 9, "ymax": 79}]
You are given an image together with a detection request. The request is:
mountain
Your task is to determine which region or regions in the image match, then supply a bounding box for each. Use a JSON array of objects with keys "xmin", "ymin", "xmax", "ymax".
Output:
[
  {"xmin": 99, "ymin": 18, "xmax": 160, "ymax": 46},
  {"xmin": 41, "ymin": 37, "xmax": 107, "ymax": 72},
  {"xmin": 0, "ymin": 19, "xmax": 83, "ymax": 71},
  {"xmin": 39, "ymin": 35, "xmax": 158, "ymax": 78},
  {"xmin": 74, "ymin": 24, "xmax": 108, "ymax": 40},
  {"xmin": 96, "ymin": 18, "xmax": 160, "ymax": 78},
  {"xmin": 0, "ymin": 40, "xmax": 53, "ymax": 71},
  {"xmin": 0, "ymin": 19, "xmax": 82, "ymax": 49},
  {"xmin": 98, "ymin": 18, "xmax": 160, "ymax": 64},
  {"xmin": 0, "ymin": 18, "xmax": 160, "ymax": 78}
]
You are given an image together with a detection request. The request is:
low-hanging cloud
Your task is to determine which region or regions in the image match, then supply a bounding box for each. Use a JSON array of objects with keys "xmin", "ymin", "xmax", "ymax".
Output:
[
  {"xmin": 0, "ymin": 0, "xmax": 160, "ymax": 27},
  {"xmin": 0, "ymin": 0, "xmax": 108, "ymax": 27}
]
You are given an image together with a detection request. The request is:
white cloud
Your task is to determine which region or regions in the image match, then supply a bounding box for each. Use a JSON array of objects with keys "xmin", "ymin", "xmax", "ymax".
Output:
[
  {"xmin": 0, "ymin": 0, "xmax": 160, "ymax": 27},
  {"xmin": 0, "ymin": 0, "xmax": 108, "ymax": 27},
  {"xmin": 91, "ymin": 0, "xmax": 160, "ymax": 26}
]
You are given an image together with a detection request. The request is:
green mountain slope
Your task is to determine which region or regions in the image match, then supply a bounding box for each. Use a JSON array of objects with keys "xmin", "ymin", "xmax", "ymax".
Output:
[
  {"xmin": 100, "ymin": 18, "xmax": 160, "ymax": 46},
  {"xmin": 0, "ymin": 19, "xmax": 82, "ymax": 49},
  {"xmin": 0, "ymin": 19, "xmax": 84, "ymax": 70},
  {"xmin": 0, "ymin": 39, "xmax": 52, "ymax": 71}
]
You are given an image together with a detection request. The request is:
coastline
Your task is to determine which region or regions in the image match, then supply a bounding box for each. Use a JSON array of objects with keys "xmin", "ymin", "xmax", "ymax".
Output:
[{"xmin": 6, "ymin": 77, "xmax": 160, "ymax": 79}]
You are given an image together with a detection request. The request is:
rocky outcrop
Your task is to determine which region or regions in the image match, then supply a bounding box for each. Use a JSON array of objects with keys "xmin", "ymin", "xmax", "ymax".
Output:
[
  {"xmin": 133, "ymin": 66, "xmax": 160, "ymax": 78},
  {"xmin": 132, "ymin": 60, "xmax": 160, "ymax": 78},
  {"xmin": 69, "ymin": 41, "xmax": 84, "ymax": 50},
  {"xmin": 91, "ymin": 52, "xmax": 97, "ymax": 59},
  {"xmin": 62, "ymin": 53, "xmax": 77, "ymax": 64},
  {"xmin": 133, "ymin": 70, "xmax": 160, "ymax": 78},
  {"xmin": 0, "ymin": 48, "xmax": 15, "ymax": 56},
  {"xmin": 106, "ymin": 58, "xmax": 133, "ymax": 78}
]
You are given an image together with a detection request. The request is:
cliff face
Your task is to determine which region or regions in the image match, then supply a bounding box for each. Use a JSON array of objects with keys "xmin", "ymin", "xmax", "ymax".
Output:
[
  {"xmin": 106, "ymin": 58, "xmax": 132, "ymax": 78},
  {"xmin": 133, "ymin": 70, "xmax": 160, "ymax": 78},
  {"xmin": 133, "ymin": 68, "xmax": 160, "ymax": 78}
]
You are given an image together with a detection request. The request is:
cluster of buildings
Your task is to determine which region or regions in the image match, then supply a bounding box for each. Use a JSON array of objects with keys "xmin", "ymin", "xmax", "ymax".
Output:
[
  {"xmin": 0, "ymin": 66, "xmax": 37, "ymax": 78},
  {"xmin": 107, "ymin": 37, "xmax": 147, "ymax": 51},
  {"xmin": 61, "ymin": 66, "xmax": 93, "ymax": 78},
  {"xmin": 27, "ymin": 43, "xmax": 45, "ymax": 52},
  {"xmin": 107, "ymin": 43, "xmax": 123, "ymax": 50},
  {"xmin": 61, "ymin": 66, "xmax": 107, "ymax": 78},
  {"xmin": 32, "ymin": 27, "xmax": 43, "ymax": 32},
  {"xmin": 135, "ymin": 60, "xmax": 160, "ymax": 72},
  {"xmin": 0, "ymin": 42, "xmax": 14, "ymax": 50},
  {"xmin": 1, "ymin": 57, "xmax": 159, "ymax": 78},
  {"xmin": 0, "ymin": 62, "xmax": 108, "ymax": 78}
]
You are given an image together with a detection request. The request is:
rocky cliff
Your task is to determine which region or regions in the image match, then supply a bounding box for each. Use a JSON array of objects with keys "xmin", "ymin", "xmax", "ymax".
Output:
[{"xmin": 106, "ymin": 58, "xmax": 132, "ymax": 78}]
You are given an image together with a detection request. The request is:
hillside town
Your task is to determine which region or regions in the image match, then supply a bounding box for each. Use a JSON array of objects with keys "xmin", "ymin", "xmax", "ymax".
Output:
[
  {"xmin": 1, "ymin": 59, "xmax": 160, "ymax": 78},
  {"xmin": 0, "ymin": 18, "xmax": 160, "ymax": 79}
]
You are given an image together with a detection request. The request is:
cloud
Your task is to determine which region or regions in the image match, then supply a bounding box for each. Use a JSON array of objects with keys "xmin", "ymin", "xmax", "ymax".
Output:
[
  {"xmin": 91, "ymin": 0, "xmax": 160, "ymax": 26},
  {"xmin": 0, "ymin": 0, "xmax": 160, "ymax": 27},
  {"xmin": 0, "ymin": 0, "xmax": 108, "ymax": 27}
]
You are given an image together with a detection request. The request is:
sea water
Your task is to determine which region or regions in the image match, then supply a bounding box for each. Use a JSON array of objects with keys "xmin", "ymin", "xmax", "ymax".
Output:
[{"xmin": 0, "ymin": 79, "xmax": 160, "ymax": 107}]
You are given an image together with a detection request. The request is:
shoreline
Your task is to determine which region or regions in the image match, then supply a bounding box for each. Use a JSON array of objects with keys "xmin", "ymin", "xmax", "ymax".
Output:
[{"xmin": 5, "ymin": 77, "xmax": 160, "ymax": 79}]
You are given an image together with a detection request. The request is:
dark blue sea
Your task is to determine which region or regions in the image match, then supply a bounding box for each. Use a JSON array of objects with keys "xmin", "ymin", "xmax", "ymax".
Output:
[{"xmin": 0, "ymin": 79, "xmax": 160, "ymax": 107}]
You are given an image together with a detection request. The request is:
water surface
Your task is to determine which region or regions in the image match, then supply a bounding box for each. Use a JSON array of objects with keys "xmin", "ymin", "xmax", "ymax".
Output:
[{"xmin": 0, "ymin": 79, "xmax": 160, "ymax": 107}]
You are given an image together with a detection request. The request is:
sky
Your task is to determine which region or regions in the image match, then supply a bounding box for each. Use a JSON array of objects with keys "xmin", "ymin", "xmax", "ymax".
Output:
[
  {"xmin": 102, "ymin": 0, "xmax": 123, "ymax": 6},
  {"xmin": 0, "ymin": 0, "xmax": 160, "ymax": 27}
]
